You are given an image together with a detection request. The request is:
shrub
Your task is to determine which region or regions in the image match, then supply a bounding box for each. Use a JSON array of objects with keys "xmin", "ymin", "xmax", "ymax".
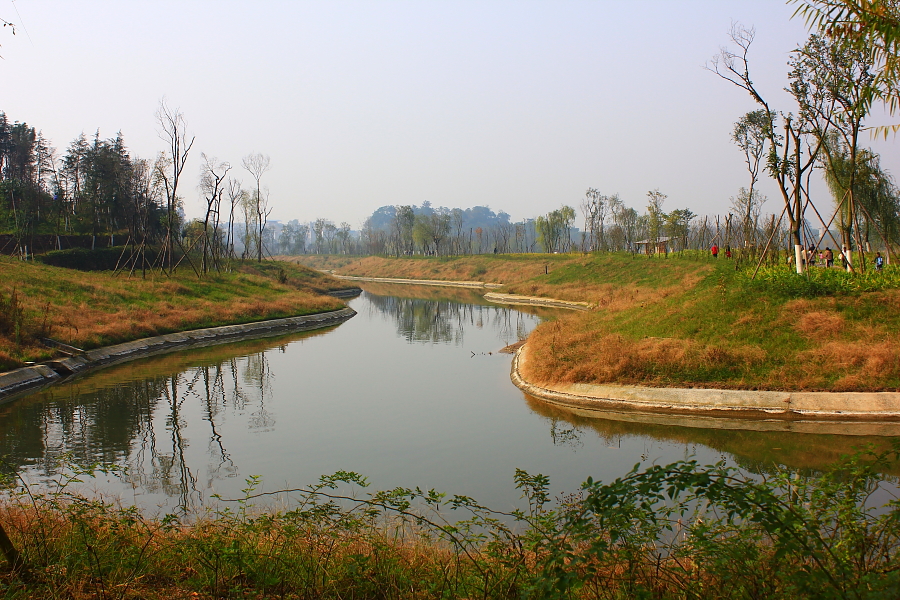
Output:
[
  {"xmin": 2, "ymin": 446, "xmax": 899, "ymax": 599},
  {"xmin": 746, "ymin": 264, "xmax": 900, "ymax": 297},
  {"xmin": 36, "ymin": 247, "xmax": 162, "ymax": 272}
]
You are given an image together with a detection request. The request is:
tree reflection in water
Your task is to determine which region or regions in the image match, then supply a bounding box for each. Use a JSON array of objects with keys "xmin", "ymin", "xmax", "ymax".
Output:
[
  {"xmin": 362, "ymin": 290, "xmax": 537, "ymax": 346},
  {"xmin": 0, "ymin": 347, "xmax": 277, "ymax": 512}
]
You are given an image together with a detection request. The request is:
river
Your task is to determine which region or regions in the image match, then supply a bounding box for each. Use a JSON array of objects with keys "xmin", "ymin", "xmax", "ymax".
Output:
[{"xmin": 0, "ymin": 283, "xmax": 893, "ymax": 514}]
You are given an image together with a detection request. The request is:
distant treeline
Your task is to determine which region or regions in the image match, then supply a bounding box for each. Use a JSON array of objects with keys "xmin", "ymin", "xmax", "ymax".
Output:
[{"xmin": 272, "ymin": 195, "xmax": 806, "ymax": 258}]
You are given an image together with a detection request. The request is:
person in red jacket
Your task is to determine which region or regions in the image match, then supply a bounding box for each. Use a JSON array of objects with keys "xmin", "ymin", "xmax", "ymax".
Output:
[{"xmin": 711, "ymin": 244, "xmax": 719, "ymax": 258}]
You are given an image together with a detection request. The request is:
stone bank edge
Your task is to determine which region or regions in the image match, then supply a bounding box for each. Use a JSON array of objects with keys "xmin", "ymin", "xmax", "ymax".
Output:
[
  {"xmin": 511, "ymin": 344, "xmax": 900, "ymax": 421},
  {"xmin": 0, "ymin": 307, "xmax": 357, "ymax": 401}
]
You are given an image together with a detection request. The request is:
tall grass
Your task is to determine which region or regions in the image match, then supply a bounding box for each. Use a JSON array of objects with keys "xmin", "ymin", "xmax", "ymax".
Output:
[{"xmin": 1, "ymin": 446, "xmax": 899, "ymax": 599}]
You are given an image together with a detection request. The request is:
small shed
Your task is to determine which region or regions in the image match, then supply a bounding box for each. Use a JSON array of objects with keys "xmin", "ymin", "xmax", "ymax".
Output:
[{"xmin": 634, "ymin": 236, "xmax": 671, "ymax": 255}]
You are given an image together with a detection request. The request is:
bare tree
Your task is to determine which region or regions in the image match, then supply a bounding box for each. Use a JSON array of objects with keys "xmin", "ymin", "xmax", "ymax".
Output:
[
  {"xmin": 225, "ymin": 178, "xmax": 245, "ymax": 266},
  {"xmin": 242, "ymin": 152, "xmax": 271, "ymax": 261},
  {"xmin": 198, "ymin": 154, "xmax": 231, "ymax": 274},
  {"xmin": 155, "ymin": 99, "xmax": 195, "ymax": 274}
]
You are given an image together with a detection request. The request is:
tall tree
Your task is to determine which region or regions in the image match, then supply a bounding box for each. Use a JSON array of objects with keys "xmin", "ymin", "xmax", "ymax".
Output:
[
  {"xmin": 155, "ymin": 100, "xmax": 195, "ymax": 274},
  {"xmin": 646, "ymin": 189, "xmax": 667, "ymax": 254},
  {"xmin": 790, "ymin": 32, "xmax": 876, "ymax": 269},
  {"xmin": 791, "ymin": 0, "xmax": 900, "ymax": 136},
  {"xmin": 198, "ymin": 154, "xmax": 231, "ymax": 273},
  {"xmin": 709, "ymin": 24, "xmax": 820, "ymax": 274},
  {"xmin": 241, "ymin": 152, "xmax": 271, "ymax": 261},
  {"xmin": 732, "ymin": 110, "xmax": 769, "ymax": 246}
]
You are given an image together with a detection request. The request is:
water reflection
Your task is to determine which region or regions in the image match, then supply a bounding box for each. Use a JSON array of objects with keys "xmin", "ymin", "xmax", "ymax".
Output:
[
  {"xmin": 0, "ymin": 330, "xmax": 330, "ymax": 510},
  {"xmin": 360, "ymin": 284, "xmax": 546, "ymax": 346},
  {"xmin": 0, "ymin": 288, "xmax": 896, "ymax": 515},
  {"xmin": 523, "ymin": 394, "xmax": 900, "ymax": 476}
]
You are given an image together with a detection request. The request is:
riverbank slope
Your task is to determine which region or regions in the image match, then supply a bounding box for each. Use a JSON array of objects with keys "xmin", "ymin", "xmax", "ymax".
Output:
[
  {"xmin": 0, "ymin": 257, "xmax": 354, "ymax": 372},
  {"xmin": 289, "ymin": 253, "xmax": 900, "ymax": 392}
]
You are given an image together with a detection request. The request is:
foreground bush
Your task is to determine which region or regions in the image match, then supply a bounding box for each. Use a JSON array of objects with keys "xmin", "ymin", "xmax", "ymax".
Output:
[{"xmin": 0, "ymin": 445, "xmax": 898, "ymax": 599}]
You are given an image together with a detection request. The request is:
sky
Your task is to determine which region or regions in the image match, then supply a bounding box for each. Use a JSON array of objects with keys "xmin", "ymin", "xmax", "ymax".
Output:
[{"xmin": 2, "ymin": 0, "xmax": 898, "ymax": 228}]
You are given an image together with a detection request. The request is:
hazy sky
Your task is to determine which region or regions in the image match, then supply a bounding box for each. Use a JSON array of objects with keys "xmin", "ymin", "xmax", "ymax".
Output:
[{"xmin": 2, "ymin": 1, "xmax": 898, "ymax": 227}]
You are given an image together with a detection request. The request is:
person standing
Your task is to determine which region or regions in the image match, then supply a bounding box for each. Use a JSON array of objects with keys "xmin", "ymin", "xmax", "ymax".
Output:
[
  {"xmin": 825, "ymin": 247, "xmax": 834, "ymax": 268},
  {"xmin": 876, "ymin": 251, "xmax": 885, "ymax": 271},
  {"xmin": 711, "ymin": 244, "xmax": 719, "ymax": 259}
]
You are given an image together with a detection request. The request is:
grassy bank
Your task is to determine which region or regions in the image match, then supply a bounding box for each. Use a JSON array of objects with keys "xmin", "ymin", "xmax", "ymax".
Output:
[
  {"xmin": 0, "ymin": 258, "xmax": 351, "ymax": 372},
  {"xmin": 290, "ymin": 253, "xmax": 900, "ymax": 391},
  {"xmin": 0, "ymin": 446, "xmax": 897, "ymax": 599}
]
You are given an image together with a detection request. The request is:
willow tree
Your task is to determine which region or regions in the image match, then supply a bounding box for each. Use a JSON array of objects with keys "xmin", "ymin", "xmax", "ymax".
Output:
[
  {"xmin": 536, "ymin": 205, "xmax": 575, "ymax": 253},
  {"xmin": 823, "ymin": 136, "xmax": 900, "ymax": 253}
]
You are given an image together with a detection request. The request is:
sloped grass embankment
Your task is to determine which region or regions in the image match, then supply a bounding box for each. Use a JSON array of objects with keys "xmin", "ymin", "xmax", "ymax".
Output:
[{"xmin": 0, "ymin": 258, "xmax": 350, "ymax": 372}]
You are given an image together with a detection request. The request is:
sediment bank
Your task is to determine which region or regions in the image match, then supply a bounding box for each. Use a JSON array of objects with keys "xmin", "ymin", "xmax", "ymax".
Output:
[{"xmin": 0, "ymin": 307, "xmax": 357, "ymax": 401}]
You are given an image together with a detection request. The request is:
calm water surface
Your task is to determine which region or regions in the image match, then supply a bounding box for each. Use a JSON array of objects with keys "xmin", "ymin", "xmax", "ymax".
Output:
[{"xmin": 0, "ymin": 284, "xmax": 893, "ymax": 513}]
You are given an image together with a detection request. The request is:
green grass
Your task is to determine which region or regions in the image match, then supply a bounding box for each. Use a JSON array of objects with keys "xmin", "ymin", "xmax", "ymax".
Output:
[{"xmin": 298, "ymin": 252, "xmax": 900, "ymax": 391}]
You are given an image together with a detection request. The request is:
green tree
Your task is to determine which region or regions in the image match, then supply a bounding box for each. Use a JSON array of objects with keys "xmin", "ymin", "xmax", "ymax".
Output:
[
  {"xmin": 790, "ymin": 32, "xmax": 877, "ymax": 269},
  {"xmin": 792, "ymin": 0, "xmax": 900, "ymax": 136},
  {"xmin": 733, "ymin": 110, "xmax": 769, "ymax": 246},
  {"xmin": 646, "ymin": 189, "xmax": 667, "ymax": 254},
  {"xmin": 536, "ymin": 205, "xmax": 575, "ymax": 253}
]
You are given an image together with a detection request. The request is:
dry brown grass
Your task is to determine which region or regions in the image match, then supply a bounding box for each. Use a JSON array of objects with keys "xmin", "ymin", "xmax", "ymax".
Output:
[
  {"xmin": 520, "ymin": 316, "xmax": 766, "ymax": 388},
  {"xmin": 291, "ymin": 254, "xmax": 575, "ymax": 285},
  {"xmin": 0, "ymin": 258, "xmax": 348, "ymax": 371},
  {"xmin": 802, "ymin": 341, "xmax": 900, "ymax": 391}
]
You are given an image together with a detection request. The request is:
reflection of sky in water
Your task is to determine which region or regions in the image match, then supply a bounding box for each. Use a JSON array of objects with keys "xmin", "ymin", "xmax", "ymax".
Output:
[{"xmin": 0, "ymin": 286, "xmax": 895, "ymax": 515}]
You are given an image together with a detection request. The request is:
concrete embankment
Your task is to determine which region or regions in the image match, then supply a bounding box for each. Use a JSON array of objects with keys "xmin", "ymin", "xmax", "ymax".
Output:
[
  {"xmin": 331, "ymin": 274, "xmax": 503, "ymax": 290},
  {"xmin": 0, "ymin": 307, "xmax": 357, "ymax": 402},
  {"xmin": 327, "ymin": 287, "xmax": 363, "ymax": 298},
  {"xmin": 329, "ymin": 274, "xmax": 592, "ymax": 311},
  {"xmin": 511, "ymin": 344, "xmax": 900, "ymax": 434},
  {"xmin": 483, "ymin": 292, "xmax": 592, "ymax": 311}
]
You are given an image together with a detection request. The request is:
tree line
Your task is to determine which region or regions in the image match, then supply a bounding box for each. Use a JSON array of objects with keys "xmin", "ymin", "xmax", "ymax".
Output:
[{"xmin": 0, "ymin": 102, "xmax": 276, "ymax": 275}]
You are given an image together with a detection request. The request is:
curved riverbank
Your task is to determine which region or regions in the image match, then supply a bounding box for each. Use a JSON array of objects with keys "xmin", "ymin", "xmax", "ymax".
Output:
[
  {"xmin": 511, "ymin": 343, "xmax": 900, "ymax": 427},
  {"xmin": 0, "ymin": 307, "xmax": 357, "ymax": 401}
]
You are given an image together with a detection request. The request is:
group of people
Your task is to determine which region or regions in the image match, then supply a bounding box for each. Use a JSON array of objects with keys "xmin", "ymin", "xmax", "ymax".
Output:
[
  {"xmin": 709, "ymin": 243, "xmax": 887, "ymax": 270},
  {"xmin": 789, "ymin": 245, "xmax": 886, "ymax": 271}
]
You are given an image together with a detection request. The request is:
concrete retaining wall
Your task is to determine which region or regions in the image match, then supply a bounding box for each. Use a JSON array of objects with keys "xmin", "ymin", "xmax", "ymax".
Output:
[
  {"xmin": 0, "ymin": 307, "xmax": 357, "ymax": 402},
  {"xmin": 511, "ymin": 344, "xmax": 900, "ymax": 427}
]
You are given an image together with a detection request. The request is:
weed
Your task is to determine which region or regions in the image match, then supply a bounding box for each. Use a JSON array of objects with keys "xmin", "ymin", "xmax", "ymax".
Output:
[{"xmin": 1, "ymin": 447, "xmax": 899, "ymax": 598}]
